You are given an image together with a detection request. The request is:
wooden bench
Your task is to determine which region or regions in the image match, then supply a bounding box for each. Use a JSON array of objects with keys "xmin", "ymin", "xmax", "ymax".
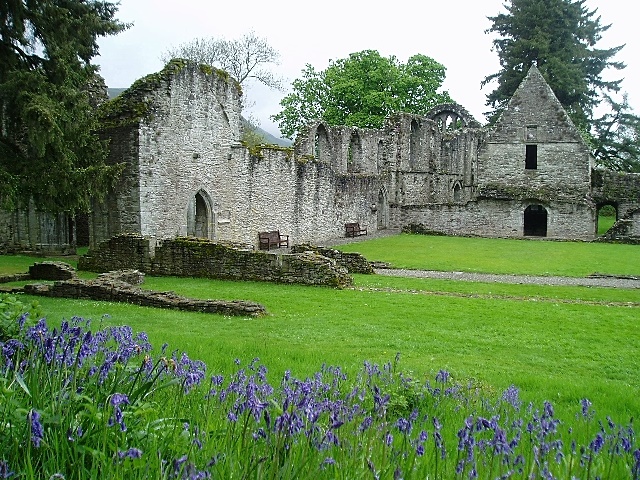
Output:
[
  {"xmin": 345, "ymin": 222, "xmax": 367, "ymax": 237},
  {"xmin": 258, "ymin": 230, "xmax": 289, "ymax": 250}
]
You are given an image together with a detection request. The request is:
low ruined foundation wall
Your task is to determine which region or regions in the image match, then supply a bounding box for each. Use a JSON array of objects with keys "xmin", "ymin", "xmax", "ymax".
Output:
[
  {"xmin": 291, "ymin": 244, "xmax": 373, "ymax": 274},
  {"xmin": 24, "ymin": 279, "xmax": 266, "ymax": 317},
  {"xmin": 79, "ymin": 235, "xmax": 353, "ymax": 288}
]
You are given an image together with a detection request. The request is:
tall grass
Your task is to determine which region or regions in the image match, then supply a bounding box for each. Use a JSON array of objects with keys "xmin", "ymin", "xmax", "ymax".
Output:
[{"xmin": 2, "ymin": 308, "xmax": 639, "ymax": 479}]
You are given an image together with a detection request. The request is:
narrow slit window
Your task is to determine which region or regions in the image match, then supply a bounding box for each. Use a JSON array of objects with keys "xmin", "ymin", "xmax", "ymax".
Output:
[{"xmin": 525, "ymin": 144, "xmax": 537, "ymax": 170}]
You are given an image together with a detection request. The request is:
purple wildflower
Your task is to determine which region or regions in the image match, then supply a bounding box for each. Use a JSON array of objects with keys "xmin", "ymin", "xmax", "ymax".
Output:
[
  {"xmin": 0, "ymin": 459, "xmax": 15, "ymax": 479},
  {"xmin": 359, "ymin": 416, "xmax": 373, "ymax": 432},
  {"xmin": 323, "ymin": 456, "xmax": 336, "ymax": 465},
  {"xmin": 632, "ymin": 449, "xmax": 640, "ymax": 478},
  {"xmin": 109, "ymin": 393, "xmax": 130, "ymax": 431},
  {"xmin": 501, "ymin": 385, "xmax": 521, "ymax": 410},
  {"xmin": 396, "ymin": 417, "xmax": 412, "ymax": 434},
  {"xmin": 435, "ymin": 369, "xmax": 450, "ymax": 384},
  {"xmin": 118, "ymin": 448, "xmax": 143, "ymax": 459},
  {"xmin": 28, "ymin": 409, "xmax": 44, "ymax": 448},
  {"xmin": 590, "ymin": 432, "xmax": 605, "ymax": 454}
]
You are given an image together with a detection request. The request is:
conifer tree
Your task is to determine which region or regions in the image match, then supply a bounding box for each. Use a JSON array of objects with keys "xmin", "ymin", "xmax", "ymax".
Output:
[{"xmin": 0, "ymin": 0, "xmax": 128, "ymax": 213}]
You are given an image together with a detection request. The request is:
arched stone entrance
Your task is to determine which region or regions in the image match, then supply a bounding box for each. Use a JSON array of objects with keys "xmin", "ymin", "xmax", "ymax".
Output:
[
  {"xmin": 523, "ymin": 204, "xmax": 548, "ymax": 237},
  {"xmin": 187, "ymin": 189, "xmax": 215, "ymax": 240}
]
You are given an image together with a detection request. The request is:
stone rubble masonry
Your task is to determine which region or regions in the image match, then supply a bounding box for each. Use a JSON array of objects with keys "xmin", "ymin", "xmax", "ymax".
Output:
[
  {"xmin": 291, "ymin": 243, "xmax": 374, "ymax": 274},
  {"xmin": 24, "ymin": 277, "xmax": 266, "ymax": 317},
  {"xmin": 0, "ymin": 258, "xmax": 266, "ymax": 316},
  {"xmin": 3, "ymin": 63, "xmax": 640, "ymax": 252},
  {"xmin": 79, "ymin": 234, "xmax": 354, "ymax": 288},
  {"xmin": 29, "ymin": 261, "xmax": 77, "ymax": 281}
]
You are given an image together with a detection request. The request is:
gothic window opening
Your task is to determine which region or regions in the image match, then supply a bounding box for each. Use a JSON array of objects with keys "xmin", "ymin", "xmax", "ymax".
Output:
[
  {"xmin": 453, "ymin": 183, "xmax": 462, "ymax": 202},
  {"xmin": 525, "ymin": 145, "xmax": 538, "ymax": 170},
  {"xmin": 524, "ymin": 204, "xmax": 547, "ymax": 236},
  {"xmin": 376, "ymin": 140, "xmax": 385, "ymax": 172},
  {"xmin": 195, "ymin": 193, "xmax": 209, "ymax": 239},
  {"xmin": 348, "ymin": 132, "xmax": 362, "ymax": 172},
  {"xmin": 314, "ymin": 124, "xmax": 330, "ymax": 161},
  {"xmin": 409, "ymin": 120, "xmax": 420, "ymax": 169},
  {"xmin": 377, "ymin": 188, "xmax": 389, "ymax": 230}
]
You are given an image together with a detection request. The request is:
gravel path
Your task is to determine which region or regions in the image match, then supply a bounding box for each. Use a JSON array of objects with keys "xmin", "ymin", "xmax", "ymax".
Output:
[{"xmin": 374, "ymin": 268, "xmax": 640, "ymax": 289}]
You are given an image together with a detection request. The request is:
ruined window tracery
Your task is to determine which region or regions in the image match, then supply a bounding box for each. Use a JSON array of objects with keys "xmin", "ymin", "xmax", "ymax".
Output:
[{"xmin": 314, "ymin": 124, "xmax": 330, "ymax": 161}]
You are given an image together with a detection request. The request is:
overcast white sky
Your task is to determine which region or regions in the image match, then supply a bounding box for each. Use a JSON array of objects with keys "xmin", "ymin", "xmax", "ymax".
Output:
[{"xmin": 95, "ymin": 0, "xmax": 639, "ymax": 138}]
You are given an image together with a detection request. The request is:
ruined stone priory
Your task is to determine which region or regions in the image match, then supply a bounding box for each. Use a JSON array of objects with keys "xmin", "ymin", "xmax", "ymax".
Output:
[{"xmin": 1, "ymin": 59, "xmax": 639, "ymax": 252}]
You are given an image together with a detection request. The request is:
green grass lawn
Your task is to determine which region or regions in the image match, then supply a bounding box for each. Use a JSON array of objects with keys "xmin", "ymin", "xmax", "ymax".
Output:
[
  {"xmin": 598, "ymin": 214, "xmax": 616, "ymax": 234},
  {"xmin": 334, "ymin": 233, "xmax": 640, "ymax": 277},
  {"xmin": 11, "ymin": 273, "xmax": 639, "ymax": 424},
  {"xmin": 2, "ymin": 235, "xmax": 639, "ymax": 423}
]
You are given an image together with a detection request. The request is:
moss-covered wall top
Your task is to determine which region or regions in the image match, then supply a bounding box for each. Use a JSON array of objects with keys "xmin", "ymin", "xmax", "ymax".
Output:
[{"xmin": 97, "ymin": 59, "xmax": 242, "ymax": 130}]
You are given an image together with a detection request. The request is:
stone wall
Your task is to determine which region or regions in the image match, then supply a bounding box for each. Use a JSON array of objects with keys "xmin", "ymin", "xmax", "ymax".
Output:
[
  {"xmin": 24, "ymin": 278, "xmax": 265, "ymax": 317},
  {"xmin": 397, "ymin": 198, "xmax": 595, "ymax": 239},
  {"xmin": 291, "ymin": 244, "xmax": 374, "ymax": 274},
  {"xmin": 591, "ymin": 169, "xmax": 640, "ymax": 217},
  {"xmin": 80, "ymin": 235, "xmax": 353, "ymax": 288},
  {"xmin": 0, "ymin": 206, "xmax": 73, "ymax": 254},
  {"xmin": 79, "ymin": 63, "xmax": 640, "ymax": 248},
  {"xmin": 29, "ymin": 261, "xmax": 77, "ymax": 280}
]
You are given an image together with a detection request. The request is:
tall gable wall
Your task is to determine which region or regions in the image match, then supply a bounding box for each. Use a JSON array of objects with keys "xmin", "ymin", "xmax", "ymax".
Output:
[{"xmin": 479, "ymin": 66, "xmax": 592, "ymax": 200}]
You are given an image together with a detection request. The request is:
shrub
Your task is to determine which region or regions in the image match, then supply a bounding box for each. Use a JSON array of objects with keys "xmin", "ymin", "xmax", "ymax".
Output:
[{"xmin": 0, "ymin": 294, "xmax": 42, "ymax": 342}]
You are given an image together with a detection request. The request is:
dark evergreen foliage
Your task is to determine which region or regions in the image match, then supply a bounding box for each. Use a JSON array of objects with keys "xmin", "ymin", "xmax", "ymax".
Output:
[{"xmin": 0, "ymin": 0, "xmax": 128, "ymax": 213}]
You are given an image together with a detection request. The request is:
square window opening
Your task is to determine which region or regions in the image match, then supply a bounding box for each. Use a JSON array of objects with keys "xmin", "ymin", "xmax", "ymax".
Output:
[{"xmin": 525, "ymin": 144, "xmax": 538, "ymax": 170}]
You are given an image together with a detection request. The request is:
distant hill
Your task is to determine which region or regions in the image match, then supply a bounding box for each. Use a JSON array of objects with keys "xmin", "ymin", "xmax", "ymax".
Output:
[
  {"xmin": 244, "ymin": 120, "xmax": 292, "ymax": 147},
  {"xmin": 107, "ymin": 88, "xmax": 292, "ymax": 147}
]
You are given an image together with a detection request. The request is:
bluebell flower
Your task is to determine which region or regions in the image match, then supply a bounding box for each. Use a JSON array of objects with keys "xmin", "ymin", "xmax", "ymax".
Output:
[
  {"xmin": 118, "ymin": 448, "xmax": 143, "ymax": 459},
  {"xmin": 396, "ymin": 417, "xmax": 411, "ymax": 434},
  {"xmin": 0, "ymin": 459, "xmax": 15, "ymax": 479},
  {"xmin": 435, "ymin": 369, "xmax": 450, "ymax": 384},
  {"xmin": 590, "ymin": 432, "xmax": 605, "ymax": 454},
  {"xmin": 28, "ymin": 409, "xmax": 44, "ymax": 448},
  {"xmin": 501, "ymin": 385, "xmax": 521, "ymax": 410},
  {"xmin": 109, "ymin": 393, "xmax": 130, "ymax": 431}
]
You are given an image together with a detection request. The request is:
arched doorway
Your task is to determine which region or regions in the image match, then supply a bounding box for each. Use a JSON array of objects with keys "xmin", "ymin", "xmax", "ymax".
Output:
[
  {"xmin": 195, "ymin": 192, "xmax": 209, "ymax": 238},
  {"xmin": 377, "ymin": 188, "xmax": 389, "ymax": 230},
  {"xmin": 524, "ymin": 204, "xmax": 548, "ymax": 237},
  {"xmin": 596, "ymin": 203, "xmax": 618, "ymax": 235},
  {"xmin": 187, "ymin": 189, "xmax": 214, "ymax": 240}
]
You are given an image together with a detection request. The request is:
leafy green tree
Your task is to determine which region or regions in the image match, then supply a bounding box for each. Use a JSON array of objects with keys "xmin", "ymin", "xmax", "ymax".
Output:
[
  {"xmin": 273, "ymin": 50, "xmax": 453, "ymax": 139},
  {"xmin": 483, "ymin": 0, "xmax": 640, "ymax": 170},
  {"xmin": 0, "ymin": 0, "xmax": 128, "ymax": 213}
]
